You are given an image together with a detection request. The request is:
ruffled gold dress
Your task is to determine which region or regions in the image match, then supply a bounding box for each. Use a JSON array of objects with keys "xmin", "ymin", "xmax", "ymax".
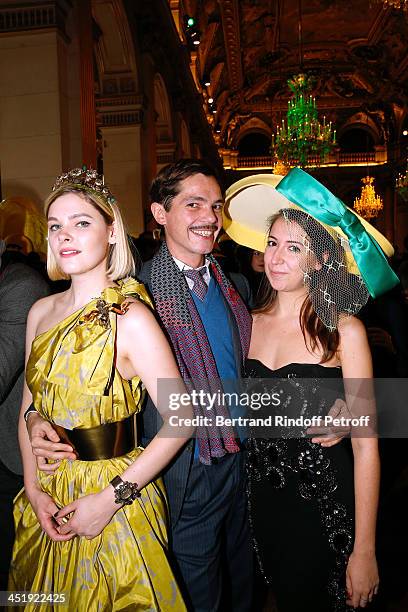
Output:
[{"xmin": 9, "ymin": 278, "xmax": 186, "ymax": 611}]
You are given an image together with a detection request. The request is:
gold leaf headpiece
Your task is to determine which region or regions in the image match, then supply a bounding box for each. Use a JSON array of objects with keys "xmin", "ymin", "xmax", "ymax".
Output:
[{"xmin": 52, "ymin": 168, "xmax": 116, "ymax": 207}]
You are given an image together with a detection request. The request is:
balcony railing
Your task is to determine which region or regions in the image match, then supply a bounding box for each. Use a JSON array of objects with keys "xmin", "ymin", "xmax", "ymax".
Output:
[
  {"xmin": 237, "ymin": 156, "xmax": 273, "ymax": 168},
  {"xmin": 231, "ymin": 150, "xmax": 385, "ymax": 170},
  {"xmin": 0, "ymin": 4, "xmax": 58, "ymax": 32}
]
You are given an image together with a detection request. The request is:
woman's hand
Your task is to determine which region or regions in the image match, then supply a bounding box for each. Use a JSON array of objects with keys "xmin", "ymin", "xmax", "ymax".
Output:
[
  {"xmin": 27, "ymin": 487, "xmax": 75, "ymax": 542},
  {"xmin": 346, "ymin": 550, "xmax": 379, "ymax": 608},
  {"xmin": 55, "ymin": 488, "xmax": 120, "ymax": 540}
]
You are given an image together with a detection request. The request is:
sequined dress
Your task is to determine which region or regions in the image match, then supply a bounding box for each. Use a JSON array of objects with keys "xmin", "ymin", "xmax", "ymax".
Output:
[
  {"xmin": 245, "ymin": 359, "xmax": 354, "ymax": 612},
  {"xmin": 9, "ymin": 279, "xmax": 186, "ymax": 611}
]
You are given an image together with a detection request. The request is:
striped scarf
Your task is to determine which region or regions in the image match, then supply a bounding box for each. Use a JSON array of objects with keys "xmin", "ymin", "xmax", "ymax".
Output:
[{"xmin": 150, "ymin": 241, "xmax": 252, "ymax": 464}]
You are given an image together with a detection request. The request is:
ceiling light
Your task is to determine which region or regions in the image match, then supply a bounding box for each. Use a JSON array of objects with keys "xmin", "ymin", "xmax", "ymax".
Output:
[
  {"xmin": 271, "ymin": 73, "xmax": 336, "ymax": 167},
  {"xmin": 354, "ymin": 176, "xmax": 383, "ymax": 220}
]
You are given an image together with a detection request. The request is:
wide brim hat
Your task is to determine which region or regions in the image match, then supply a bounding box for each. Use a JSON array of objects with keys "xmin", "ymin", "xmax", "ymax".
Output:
[
  {"xmin": 224, "ymin": 172, "xmax": 393, "ymax": 256},
  {"xmin": 223, "ymin": 168, "xmax": 399, "ymax": 299}
]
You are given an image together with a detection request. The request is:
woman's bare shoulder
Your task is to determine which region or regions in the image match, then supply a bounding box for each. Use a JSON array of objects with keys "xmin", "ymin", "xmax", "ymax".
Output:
[
  {"xmin": 27, "ymin": 292, "xmax": 68, "ymax": 330},
  {"xmin": 115, "ymin": 297, "xmax": 170, "ymax": 370},
  {"xmin": 28, "ymin": 293, "xmax": 58, "ymax": 319},
  {"xmin": 117, "ymin": 297, "xmax": 158, "ymax": 334},
  {"xmin": 338, "ymin": 315, "xmax": 367, "ymax": 341}
]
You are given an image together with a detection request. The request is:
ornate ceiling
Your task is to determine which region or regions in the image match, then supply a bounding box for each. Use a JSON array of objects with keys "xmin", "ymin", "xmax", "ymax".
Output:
[{"xmin": 180, "ymin": 0, "xmax": 408, "ymax": 154}]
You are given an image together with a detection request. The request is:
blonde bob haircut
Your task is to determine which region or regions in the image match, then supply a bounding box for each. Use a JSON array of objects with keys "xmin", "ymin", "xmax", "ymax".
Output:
[{"xmin": 44, "ymin": 186, "xmax": 135, "ymax": 281}]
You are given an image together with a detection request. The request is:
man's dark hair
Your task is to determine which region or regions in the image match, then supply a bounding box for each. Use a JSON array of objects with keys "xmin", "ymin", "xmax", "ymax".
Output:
[{"xmin": 149, "ymin": 158, "xmax": 222, "ymax": 211}]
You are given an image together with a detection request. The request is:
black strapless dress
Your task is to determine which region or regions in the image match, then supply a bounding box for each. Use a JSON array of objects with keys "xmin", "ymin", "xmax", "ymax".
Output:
[{"xmin": 245, "ymin": 359, "xmax": 355, "ymax": 612}]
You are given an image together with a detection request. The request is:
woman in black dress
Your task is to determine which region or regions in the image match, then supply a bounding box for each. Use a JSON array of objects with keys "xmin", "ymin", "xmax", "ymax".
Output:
[{"xmin": 223, "ymin": 169, "xmax": 400, "ymax": 611}]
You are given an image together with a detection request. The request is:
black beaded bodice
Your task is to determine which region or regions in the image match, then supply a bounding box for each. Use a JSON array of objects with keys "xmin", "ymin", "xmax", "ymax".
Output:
[{"xmin": 245, "ymin": 359, "xmax": 353, "ymax": 612}]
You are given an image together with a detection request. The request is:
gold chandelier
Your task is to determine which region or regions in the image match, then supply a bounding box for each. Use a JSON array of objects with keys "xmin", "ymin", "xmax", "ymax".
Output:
[
  {"xmin": 396, "ymin": 158, "xmax": 408, "ymax": 201},
  {"xmin": 354, "ymin": 176, "xmax": 383, "ymax": 220},
  {"xmin": 272, "ymin": 157, "xmax": 290, "ymax": 176},
  {"xmin": 376, "ymin": 0, "xmax": 408, "ymax": 10}
]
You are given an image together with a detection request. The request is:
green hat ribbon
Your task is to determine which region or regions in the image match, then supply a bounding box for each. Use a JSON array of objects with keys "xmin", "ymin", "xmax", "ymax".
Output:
[{"xmin": 275, "ymin": 168, "xmax": 400, "ymax": 298}]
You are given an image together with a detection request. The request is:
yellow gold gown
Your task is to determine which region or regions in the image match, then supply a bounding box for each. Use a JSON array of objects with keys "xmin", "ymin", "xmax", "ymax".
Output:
[{"xmin": 9, "ymin": 279, "xmax": 186, "ymax": 611}]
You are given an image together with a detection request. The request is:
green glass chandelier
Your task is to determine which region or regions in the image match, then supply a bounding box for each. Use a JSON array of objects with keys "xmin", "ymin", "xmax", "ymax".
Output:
[{"xmin": 271, "ymin": 73, "xmax": 336, "ymax": 167}]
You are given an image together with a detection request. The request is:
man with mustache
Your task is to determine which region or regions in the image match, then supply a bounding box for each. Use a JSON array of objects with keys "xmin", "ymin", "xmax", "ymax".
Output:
[
  {"xmin": 138, "ymin": 159, "xmax": 254, "ymax": 611},
  {"xmin": 27, "ymin": 159, "xmax": 254, "ymax": 612}
]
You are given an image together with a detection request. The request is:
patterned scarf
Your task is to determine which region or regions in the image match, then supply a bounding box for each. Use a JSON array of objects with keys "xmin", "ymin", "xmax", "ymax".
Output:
[{"xmin": 150, "ymin": 241, "xmax": 252, "ymax": 464}]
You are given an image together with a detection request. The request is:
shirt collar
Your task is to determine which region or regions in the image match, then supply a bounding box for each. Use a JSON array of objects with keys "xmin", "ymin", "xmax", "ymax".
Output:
[{"xmin": 172, "ymin": 255, "xmax": 211, "ymax": 285}]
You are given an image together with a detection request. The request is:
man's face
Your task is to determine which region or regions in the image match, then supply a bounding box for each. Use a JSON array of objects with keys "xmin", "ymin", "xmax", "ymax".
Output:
[{"xmin": 151, "ymin": 173, "xmax": 223, "ymax": 267}]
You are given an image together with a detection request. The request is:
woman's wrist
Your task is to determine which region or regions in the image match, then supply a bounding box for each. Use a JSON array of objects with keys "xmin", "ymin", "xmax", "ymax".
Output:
[
  {"xmin": 350, "ymin": 546, "xmax": 376, "ymax": 558},
  {"xmin": 100, "ymin": 485, "xmax": 122, "ymax": 512},
  {"xmin": 24, "ymin": 482, "xmax": 42, "ymax": 501}
]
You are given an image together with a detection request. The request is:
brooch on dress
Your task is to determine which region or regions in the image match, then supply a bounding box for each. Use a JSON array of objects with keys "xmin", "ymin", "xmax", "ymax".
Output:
[{"xmin": 80, "ymin": 298, "xmax": 132, "ymax": 329}]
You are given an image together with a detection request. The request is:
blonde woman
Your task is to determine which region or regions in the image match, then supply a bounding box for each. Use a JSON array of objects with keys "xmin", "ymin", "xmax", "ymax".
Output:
[{"xmin": 9, "ymin": 169, "xmax": 188, "ymax": 611}]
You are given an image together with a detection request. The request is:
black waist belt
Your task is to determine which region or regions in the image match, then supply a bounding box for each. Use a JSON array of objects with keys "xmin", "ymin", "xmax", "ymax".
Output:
[{"xmin": 53, "ymin": 416, "xmax": 135, "ymax": 461}]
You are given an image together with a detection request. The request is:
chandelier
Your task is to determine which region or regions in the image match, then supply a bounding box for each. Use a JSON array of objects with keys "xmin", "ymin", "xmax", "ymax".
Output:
[
  {"xmin": 272, "ymin": 156, "xmax": 290, "ymax": 176},
  {"xmin": 354, "ymin": 176, "xmax": 384, "ymax": 220},
  {"xmin": 271, "ymin": 74, "xmax": 336, "ymax": 167},
  {"xmin": 396, "ymin": 161, "xmax": 408, "ymax": 201},
  {"xmin": 376, "ymin": 0, "xmax": 408, "ymax": 11}
]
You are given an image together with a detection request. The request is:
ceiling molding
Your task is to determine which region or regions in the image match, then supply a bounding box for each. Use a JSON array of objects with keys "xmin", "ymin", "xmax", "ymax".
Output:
[{"xmin": 219, "ymin": 0, "xmax": 243, "ymax": 92}]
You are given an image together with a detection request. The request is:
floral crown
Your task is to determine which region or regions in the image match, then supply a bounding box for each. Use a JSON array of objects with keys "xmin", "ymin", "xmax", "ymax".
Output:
[{"xmin": 52, "ymin": 167, "xmax": 116, "ymax": 207}]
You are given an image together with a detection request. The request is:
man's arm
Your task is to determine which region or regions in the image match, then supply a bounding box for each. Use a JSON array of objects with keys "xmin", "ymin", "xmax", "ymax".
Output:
[{"xmin": 27, "ymin": 410, "xmax": 76, "ymax": 470}]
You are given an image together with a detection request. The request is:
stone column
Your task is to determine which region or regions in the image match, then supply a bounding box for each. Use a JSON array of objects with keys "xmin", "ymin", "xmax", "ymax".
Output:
[
  {"xmin": 78, "ymin": 0, "xmax": 96, "ymax": 167},
  {"xmin": 99, "ymin": 95, "xmax": 146, "ymax": 236},
  {"xmin": 0, "ymin": 0, "xmax": 81, "ymax": 205}
]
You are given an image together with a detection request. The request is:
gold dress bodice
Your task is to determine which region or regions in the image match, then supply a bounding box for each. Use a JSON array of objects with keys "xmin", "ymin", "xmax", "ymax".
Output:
[{"xmin": 26, "ymin": 278, "xmax": 150, "ymax": 429}]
